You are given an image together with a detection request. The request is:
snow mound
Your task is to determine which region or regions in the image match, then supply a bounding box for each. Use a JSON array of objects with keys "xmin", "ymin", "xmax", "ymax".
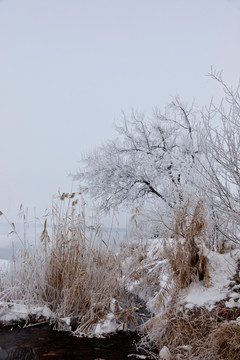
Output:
[
  {"xmin": 94, "ymin": 313, "xmax": 117, "ymax": 336},
  {"xmin": 181, "ymin": 249, "xmax": 238, "ymax": 310},
  {"xmin": 0, "ymin": 303, "xmax": 53, "ymax": 324}
]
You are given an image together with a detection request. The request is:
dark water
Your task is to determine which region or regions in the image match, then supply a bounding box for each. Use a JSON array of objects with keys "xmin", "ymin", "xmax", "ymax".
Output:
[{"xmin": 0, "ymin": 324, "xmax": 147, "ymax": 360}]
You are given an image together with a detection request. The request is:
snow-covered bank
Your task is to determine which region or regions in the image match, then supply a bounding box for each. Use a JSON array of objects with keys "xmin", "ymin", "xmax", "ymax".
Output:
[
  {"xmin": 1, "ymin": 238, "xmax": 239, "ymax": 333},
  {"xmin": 180, "ymin": 248, "xmax": 239, "ymax": 310},
  {"xmin": 0, "ymin": 303, "xmax": 53, "ymax": 324},
  {"xmin": 122, "ymin": 237, "xmax": 240, "ymax": 312}
]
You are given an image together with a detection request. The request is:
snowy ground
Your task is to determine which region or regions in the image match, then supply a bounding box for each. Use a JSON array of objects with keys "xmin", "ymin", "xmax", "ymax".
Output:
[{"xmin": 180, "ymin": 248, "xmax": 239, "ymax": 310}]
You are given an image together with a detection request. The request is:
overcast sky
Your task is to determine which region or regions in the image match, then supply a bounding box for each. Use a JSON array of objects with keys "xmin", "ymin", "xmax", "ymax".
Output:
[{"xmin": 1, "ymin": 0, "xmax": 240, "ymax": 228}]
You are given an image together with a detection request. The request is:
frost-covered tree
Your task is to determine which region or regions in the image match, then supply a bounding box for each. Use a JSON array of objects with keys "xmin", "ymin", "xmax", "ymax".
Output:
[
  {"xmin": 74, "ymin": 98, "xmax": 199, "ymax": 216},
  {"xmin": 201, "ymin": 70, "xmax": 240, "ymax": 246}
]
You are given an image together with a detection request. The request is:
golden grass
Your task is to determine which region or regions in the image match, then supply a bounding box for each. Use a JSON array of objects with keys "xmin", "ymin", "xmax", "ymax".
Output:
[
  {"xmin": 37, "ymin": 193, "xmax": 126, "ymax": 333},
  {"xmin": 168, "ymin": 201, "xmax": 210, "ymax": 289},
  {"xmin": 140, "ymin": 303, "xmax": 240, "ymax": 359},
  {"xmin": 0, "ymin": 192, "xmax": 142, "ymax": 335},
  {"xmin": 137, "ymin": 201, "xmax": 231, "ymax": 359},
  {"xmin": 210, "ymin": 323, "xmax": 240, "ymax": 359}
]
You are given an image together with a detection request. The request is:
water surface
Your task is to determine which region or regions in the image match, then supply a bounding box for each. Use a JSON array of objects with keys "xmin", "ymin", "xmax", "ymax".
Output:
[{"xmin": 0, "ymin": 324, "xmax": 147, "ymax": 360}]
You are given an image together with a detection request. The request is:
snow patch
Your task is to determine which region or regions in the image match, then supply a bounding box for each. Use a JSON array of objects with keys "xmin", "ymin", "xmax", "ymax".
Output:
[
  {"xmin": 94, "ymin": 313, "xmax": 117, "ymax": 336},
  {"xmin": 0, "ymin": 302, "xmax": 53, "ymax": 324},
  {"xmin": 181, "ymin": 250, "xmax": 238, "ymax": 310},
  {"xmin": 60, "ymin": 316, "xmax": 71, "ymax": 326}
]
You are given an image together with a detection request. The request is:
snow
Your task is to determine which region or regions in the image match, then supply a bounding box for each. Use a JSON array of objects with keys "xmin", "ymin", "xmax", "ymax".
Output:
[
  {"xmin": 60, "ymin": 316, "xmax": 71, "ymax": 326},
  {"xmin": 180, "ymin": 249, "xmax": 238, "ymax": 310},
  {"xmin": 181, "ymin": 282, "xmax": 229, "ymax": 310},
  {"xmin": 94, "ymin": 313, "xmax": 117, "ymax": 336},
  {"xmin": 124, "ymin": 238, "xmax": 240, "ymax": 317},
  {"xmin": 159, "ymin": 345, "xmax": 171, "ymax": 360},
  {"xmin": 0, "ymin": 302, "xmax": 53, "ymax": 324}
]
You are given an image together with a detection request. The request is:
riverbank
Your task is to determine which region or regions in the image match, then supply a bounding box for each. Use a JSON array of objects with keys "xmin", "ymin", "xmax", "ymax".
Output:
[{"xmin": 1, "ymin": 238, "xmax": 240, "ymax": 359}]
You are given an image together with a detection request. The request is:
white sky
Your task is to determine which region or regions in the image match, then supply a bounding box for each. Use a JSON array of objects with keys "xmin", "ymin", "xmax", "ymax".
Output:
[{"xmin": 1, "ymin": 0, "xmax": 240, "ymax": 226}]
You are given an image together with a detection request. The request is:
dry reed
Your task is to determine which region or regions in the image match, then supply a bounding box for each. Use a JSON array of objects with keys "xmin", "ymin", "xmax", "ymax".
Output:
[
  {"xmin": 0, "ymin": 193, "xmax": 141, "ymax": 335},
  {"xmin": 210, "ymin": 322, "xmax": 240, "ymax": 359},
  {"xmin": 139, "ymin": 303, "xmax": 240, "ymax": 359},
  {"xmin": 169, "ymin": 200, "xmax": 210, "ymax": 289}
]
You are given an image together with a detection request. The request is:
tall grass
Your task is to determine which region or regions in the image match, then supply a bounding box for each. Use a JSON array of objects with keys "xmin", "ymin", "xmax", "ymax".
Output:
[
  {"xmin": 132, "ymin": 201, "xmax": 215, "ymax": 358},
  {"xmin": 0, "ymin": 193, "xmax": 138, "ymax": 335}
]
